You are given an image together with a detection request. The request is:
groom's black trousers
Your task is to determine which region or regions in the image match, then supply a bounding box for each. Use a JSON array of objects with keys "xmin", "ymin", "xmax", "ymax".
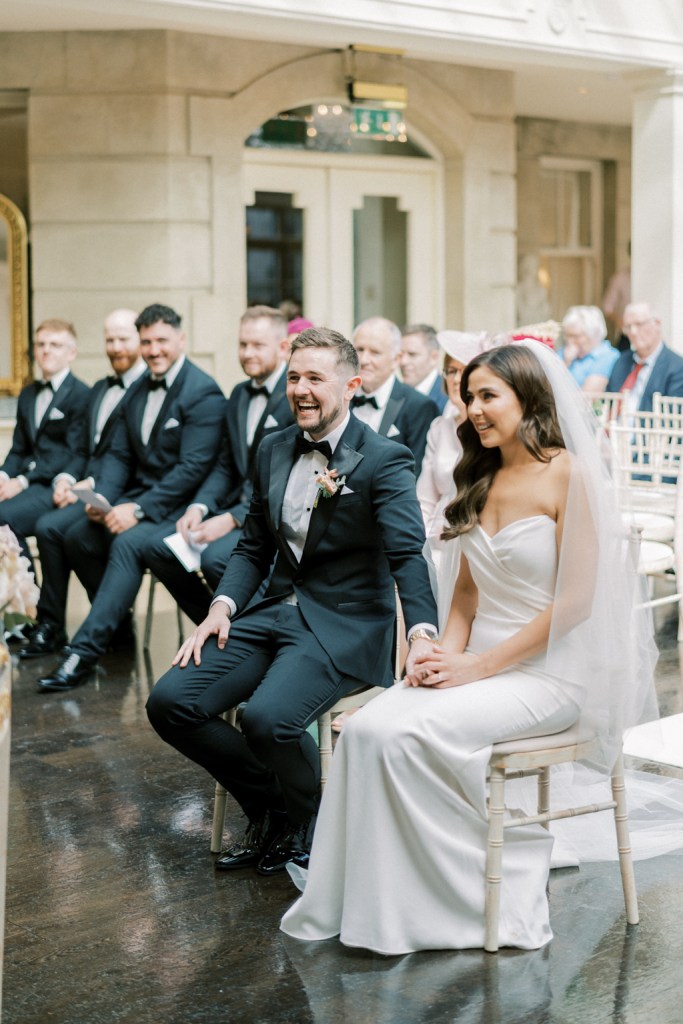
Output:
[{"xmin": 146, "ymin": 602, "xmax": 360, "ymax": 824}]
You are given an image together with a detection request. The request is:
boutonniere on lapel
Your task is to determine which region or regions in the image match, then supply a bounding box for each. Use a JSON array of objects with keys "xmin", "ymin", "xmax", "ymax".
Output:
[{"xmin": 314, "ymin": 468, "xmax": 346, "ymax": 508}]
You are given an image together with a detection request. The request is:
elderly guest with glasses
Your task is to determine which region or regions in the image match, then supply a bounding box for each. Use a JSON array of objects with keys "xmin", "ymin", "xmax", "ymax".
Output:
[
  {"xmin": 606, "ymin": 301, "xmax": 683, "ymax": 412},
  {"xmin": 561, "ymin": 305, "xmax": 618, "ymax": 396}
]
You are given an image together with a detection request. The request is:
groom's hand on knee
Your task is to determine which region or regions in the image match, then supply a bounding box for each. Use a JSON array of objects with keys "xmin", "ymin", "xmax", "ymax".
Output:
[{"xmin": 172, "ymin": 601, "xmax": 232, "ymax": 668}]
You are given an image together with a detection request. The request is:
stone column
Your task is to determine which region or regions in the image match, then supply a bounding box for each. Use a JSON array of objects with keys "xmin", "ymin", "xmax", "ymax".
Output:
[{"xmin": 631, "ymin": 69, "xmax": 683, "ymax": 350}]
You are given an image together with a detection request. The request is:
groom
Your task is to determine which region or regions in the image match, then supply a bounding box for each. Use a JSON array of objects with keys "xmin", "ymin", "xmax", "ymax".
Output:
[{"xmin": 146, "ymin": 327, "xmax": 438, "ymax": 875}]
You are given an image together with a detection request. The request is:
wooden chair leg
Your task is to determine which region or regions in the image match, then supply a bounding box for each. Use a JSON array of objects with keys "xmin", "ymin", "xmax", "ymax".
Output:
[
  {"xmin": 611, "ymin": 753, "xmax": 639, "ymax": 924},
  {"xmin": 537, "ymin": 766, "xmax": 551, "ymax": 829},
  {"xmin": 143, "ymin": 572, "xmax": 156, "ymax": 651},
  {"xmin": 318, "ymin": 710, "xmax": 333, "ymax": 791},
  {"xmin": 210, "ymin": 709, "xmax": 237, "ymax": 853},
  {"xmin": 485, "ymin": 764, "xmax": 506, "ymax": 952}
]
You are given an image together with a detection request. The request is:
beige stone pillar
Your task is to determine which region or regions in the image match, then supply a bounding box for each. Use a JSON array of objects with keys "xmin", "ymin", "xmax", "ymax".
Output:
[{"xmin": 632, "ymin": 69, "xmax": 683, "ymax": 350}]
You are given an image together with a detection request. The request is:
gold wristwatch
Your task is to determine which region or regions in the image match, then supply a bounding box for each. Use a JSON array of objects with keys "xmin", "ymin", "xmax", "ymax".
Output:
[{"xmin": 408, "ymin": 628, "xmax": 438, "ymax": 645}]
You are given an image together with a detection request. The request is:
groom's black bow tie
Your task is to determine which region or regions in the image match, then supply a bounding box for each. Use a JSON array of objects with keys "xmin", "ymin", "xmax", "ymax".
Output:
[
  {"xmin": 148, "ymin": 377, "xmax": 167, "ymax": 392},
  {"xmin": 352, "ymin": 394, "xmax": 379, "ymax": 409},
  {"xmin": 35, "ymin": 380, "xmax": 53, "ymax": 393},
  {"xmin": 295, "ymin": 435, "xmax": 332, "ymax": 460},
  {"xmin": 106, "ymin": 375, "xmax": 125, "ymax": 389},
  {"xmin": 247, "ymin": 383, "xmax": 269, "ymax": 398}
]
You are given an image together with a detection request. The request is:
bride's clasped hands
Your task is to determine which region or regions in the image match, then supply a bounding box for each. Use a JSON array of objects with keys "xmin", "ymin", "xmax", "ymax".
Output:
[{"xmin": 405, "ymin": 644, "xmax": 481, "ymax": 688}]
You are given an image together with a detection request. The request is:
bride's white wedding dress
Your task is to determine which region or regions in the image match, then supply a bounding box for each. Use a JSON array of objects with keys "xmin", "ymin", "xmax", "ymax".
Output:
[{"xmin": 281, "ymin": 515, "xmax": 586, "ymax": 954}]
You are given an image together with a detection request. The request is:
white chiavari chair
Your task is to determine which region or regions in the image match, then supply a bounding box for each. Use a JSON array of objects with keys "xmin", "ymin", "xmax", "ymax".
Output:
[
  {"xmin": 589, "ymin": 390, "xmax": 629, "ymax": 430},
  {"xmin": 610, "ymin": 416, "xmax": 683, "ymax": 636},
  {"xmin": 483, "ymin": 525, "xmax": 645, "ymax": 952}
]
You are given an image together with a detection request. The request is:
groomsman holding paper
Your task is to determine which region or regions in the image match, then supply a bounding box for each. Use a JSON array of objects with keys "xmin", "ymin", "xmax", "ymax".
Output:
[
  {"xmin": 144, "ymin": 305, "xmax": 294, "ymax": 623},
  {"xmin": 37, "ymin": 304, "xmax": 225, "ymax": 692},
  {"xmin": 0, "ymin": 319, "xmax": 90, "ymax": 571}
]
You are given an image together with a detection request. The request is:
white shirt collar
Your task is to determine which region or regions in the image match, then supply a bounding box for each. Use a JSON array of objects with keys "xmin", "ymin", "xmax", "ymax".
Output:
[
  {"xmin": 633, "ymin": 342, "xmax": 663, "ymax": 367},
  {"xmin": 120, "ymin": 359, "xmax": 147, "ymax": 388},
  {"xmin": 304, "ymin": 412, "xmax": 350, "ymax": 455},
  {"xmin": 258, "ymin": 360, "xmax": 286, "ymax": 394},
  {"xmin": 415, "ymin": 368, "xmax": 439, "ymax": 396},
  {"xmin": 361, "ymin": 372, "xmax": 396, "ymax": 410},
  {"xmin": 43, "ymin": 366, "xmax": 70, "ymax": 392},
  {"xmin": 152, "ymin": 353, "xmax": 185, "ymax": 389}
]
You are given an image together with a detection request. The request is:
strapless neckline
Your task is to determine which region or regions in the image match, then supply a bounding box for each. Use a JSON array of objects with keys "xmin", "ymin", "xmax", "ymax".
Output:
[{"xmin": 477, "ymin": 513, "xmax": 554, "ymax": 542}]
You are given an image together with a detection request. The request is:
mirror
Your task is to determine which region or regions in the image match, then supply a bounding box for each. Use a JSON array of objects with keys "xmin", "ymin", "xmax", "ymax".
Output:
[{"xmin": 0, "ymin": 192, "xmax": 28, "ymax": 395}]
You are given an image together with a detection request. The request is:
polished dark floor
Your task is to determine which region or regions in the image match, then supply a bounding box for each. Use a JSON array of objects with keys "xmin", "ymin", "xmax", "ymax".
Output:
[{"xmin": 6, "ymin": 586, "xmax": 683, "ymax": 1024}]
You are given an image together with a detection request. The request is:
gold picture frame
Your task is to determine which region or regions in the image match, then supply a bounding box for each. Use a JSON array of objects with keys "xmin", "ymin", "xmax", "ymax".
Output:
[{"xmin": 0, "ymin": 192, "xmax": 29, "ymax": 396}]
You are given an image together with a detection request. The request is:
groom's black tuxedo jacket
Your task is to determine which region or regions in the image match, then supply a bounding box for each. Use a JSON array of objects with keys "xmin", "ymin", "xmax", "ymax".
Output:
[
  {"xmin": 190, "ymin": 370, "xmax": 294, "ymax": 522},
  {"xmin": 216, "ymin": 414, "xmax": 438, "ymax": 686},
  {"xmin": 0, "ymin": 372, "xmax": 91, "ymax": 485},
  {"xmin": 95, "ymin": 359, "xmax": 225, "ymax": 522}
]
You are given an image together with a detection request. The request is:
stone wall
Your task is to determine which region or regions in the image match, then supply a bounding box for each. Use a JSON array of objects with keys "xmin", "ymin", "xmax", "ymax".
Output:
[{"xmin": 0, "ymin": 29, "xmax": 518, "ymax": 391}]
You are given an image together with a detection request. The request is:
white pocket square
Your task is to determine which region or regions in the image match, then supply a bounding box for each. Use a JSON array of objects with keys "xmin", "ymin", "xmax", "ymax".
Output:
[
  {"xmin": 387, "ymin": 423, "xmax": 400, "ymax": 438},
  {"xmin": 341, "ymin": 485, "xmax": 355, "ymax": 495},
  {"xmin": 48, "ymin": 408, "xmax": 65, "ymax": 420},
  {"xmin": 264, "ymin": 414, "xmax": 279, "ymax": 429},
  {"xmin": 164, "ymin": 417, "xmax": 180, "ymax": 429}
]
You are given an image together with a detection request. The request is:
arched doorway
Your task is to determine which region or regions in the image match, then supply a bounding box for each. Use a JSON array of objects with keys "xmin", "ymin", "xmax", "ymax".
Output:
[{"xmin": 243, "ymin": 104, "xmax": 443, "ymax": 335}]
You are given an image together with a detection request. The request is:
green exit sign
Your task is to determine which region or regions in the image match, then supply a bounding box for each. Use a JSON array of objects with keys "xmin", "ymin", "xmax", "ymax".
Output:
[{"xmin": 352, "ymin": 108, "xmax": 407, "ymax": 141}]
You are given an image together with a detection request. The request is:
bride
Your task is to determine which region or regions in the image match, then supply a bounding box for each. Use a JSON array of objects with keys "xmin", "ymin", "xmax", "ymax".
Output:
[{"xmin": 280, "ymin": 340, "xmax": 663, "ymax": 955}]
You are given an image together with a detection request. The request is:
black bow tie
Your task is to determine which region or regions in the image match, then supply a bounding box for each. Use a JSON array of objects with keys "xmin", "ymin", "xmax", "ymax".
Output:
[
  {"xmin": 295, "ymin": 435, "xmax": 332, "ymax": 461},
  {"xmin": 352, "ymin": 394, "xmax": 379, "ymax": 409},
  {"xmin": 106, "ymin": 375, "xmax": 125, "ymax": 389},
  {"xmin": 247, "ymin": 384, "xmax": 269, "ymax": 398},
  {"xmin": 148, "ymin": 378, "xmax": 167, "ymax": 392},
  {"xmin": 35, "ymin": 380, "xmax": 53, "ymax": 393}
]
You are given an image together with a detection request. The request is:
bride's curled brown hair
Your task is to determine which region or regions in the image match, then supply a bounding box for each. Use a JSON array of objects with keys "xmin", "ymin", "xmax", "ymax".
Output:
[{"xmin": 442, "ymin": 343, "xmax": 565, "ymax": 539}]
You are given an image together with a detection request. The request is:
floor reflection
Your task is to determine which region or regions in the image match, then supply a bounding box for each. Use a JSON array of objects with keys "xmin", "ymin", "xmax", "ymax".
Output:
[{"xmin": 6, "ymin": 605, "xmax": 683, "ymax": 1023}]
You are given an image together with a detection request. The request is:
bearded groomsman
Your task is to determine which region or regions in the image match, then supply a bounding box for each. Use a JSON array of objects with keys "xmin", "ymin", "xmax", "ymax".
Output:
[
  {"xmin": 0, "ymin": 319, "xmax": 90, "ymax": 570},
  {"xmin": 144, "ymin": 305, "xmax": 294, "ymax": 624},
  {"xmin": 37, "ymin": 303, "xmax": 225, "ymax": 692},
  {"xmin": 22, "ymin": 309, "xmax": 147, "ymax": 659}
]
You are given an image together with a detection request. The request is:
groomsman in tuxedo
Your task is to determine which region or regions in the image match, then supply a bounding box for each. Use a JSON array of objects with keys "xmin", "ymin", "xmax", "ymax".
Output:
[
  {"xmin": 399, "ymin": 323, "xmax": 448, "ymax": 413},
  {"xmin": 37, "ymin": 303, "xmax": 225, "ymax": 692},
  {"xmin": 144, "ymin": 305, "xmax": 294, "ymax": 623},
  {"xmin": 0, "ymin": 319, "xmax": 90, "ymax": 569},
  {"xmin": 606, "ymin": 301, "xmax": 683, "ymax": 410},
  {"xmin": 22, "ymin": 310, "xmax": 147, "ymax": 659},
  {"xmin": 146, "ymin": 327, "xmax": 438, "ymax": 875},
  {"xmin": 351, "ymin": 316, "xmax": 439, "ymax": 474}
]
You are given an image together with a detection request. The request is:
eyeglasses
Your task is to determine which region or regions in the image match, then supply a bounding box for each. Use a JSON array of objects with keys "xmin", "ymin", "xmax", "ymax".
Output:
[{"xmin": 623, "ymin": 318, "xmax": 656, "ymax": 334}]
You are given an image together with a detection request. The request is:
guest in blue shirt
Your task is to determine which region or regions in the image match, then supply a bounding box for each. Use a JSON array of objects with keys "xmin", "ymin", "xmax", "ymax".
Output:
[{"xmin": 561, "ymin": 305, "xmax": 619, "ymax": 394}]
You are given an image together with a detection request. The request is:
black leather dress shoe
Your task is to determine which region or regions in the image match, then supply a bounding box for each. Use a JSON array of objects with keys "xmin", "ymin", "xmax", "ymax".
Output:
[
  {"xmin": 37, "ymin": 652, "xmax": 97, "ymax": 693},
  {"xmin": 215, "ymin": 810, "xmax": 287, "ymax": 871},
  {"xmin": 256, "ymin": 817, "xmax": 315, "ymax": 876},
  {"xmin": 19, "ymin": 623, "xmax": 68, "ymax": 660}
]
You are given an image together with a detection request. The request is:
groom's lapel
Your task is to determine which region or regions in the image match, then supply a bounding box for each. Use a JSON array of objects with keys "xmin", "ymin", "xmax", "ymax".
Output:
[
  {"xmin": 269, "ymin": 432, "xmax": 298, "ymax": 534},
  {"xmin": 300, "ymin": 422, "xmax": 364, "ymax": 563}
]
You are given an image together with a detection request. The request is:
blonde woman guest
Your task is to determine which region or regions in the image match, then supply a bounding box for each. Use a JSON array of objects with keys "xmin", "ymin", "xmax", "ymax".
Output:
[
  {"xmin": 561, "ymin": 306, "xmax": 618, "ymax": 396},
  {"xmin": 417, "ymin": 331, "xmax": 488, "ymax": 551}
]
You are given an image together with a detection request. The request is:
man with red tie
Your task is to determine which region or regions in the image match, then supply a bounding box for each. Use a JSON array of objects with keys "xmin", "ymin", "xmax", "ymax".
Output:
[{"xmin": 607, "ymin": 301, "xmax": 683, "ymax": 411}]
